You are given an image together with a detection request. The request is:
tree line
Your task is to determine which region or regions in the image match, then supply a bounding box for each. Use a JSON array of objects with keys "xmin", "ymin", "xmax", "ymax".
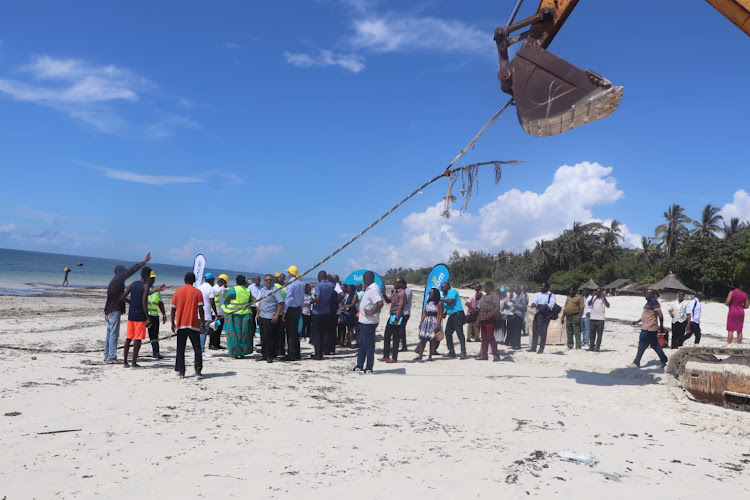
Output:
[{"xmin": 383, "ymin": 204, "xmax": 750, "ymax": 298}]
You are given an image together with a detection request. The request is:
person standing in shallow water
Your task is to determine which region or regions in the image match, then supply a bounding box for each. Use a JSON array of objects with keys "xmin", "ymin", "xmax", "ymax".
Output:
[{"xmin": 62, "ymin": 267, "xmax": 70, "ymax": 286}]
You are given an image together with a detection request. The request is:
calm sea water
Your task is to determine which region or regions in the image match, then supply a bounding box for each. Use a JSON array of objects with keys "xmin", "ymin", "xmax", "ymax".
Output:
[{"xmin": 0, "ymin": 248, "xmax": 266, "ymax": 296}]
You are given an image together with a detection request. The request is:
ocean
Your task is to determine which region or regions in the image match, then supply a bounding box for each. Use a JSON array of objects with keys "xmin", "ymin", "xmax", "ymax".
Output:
[{"xmin": 0, "ymin": 247, "xmax": 266, "ymax": 296}]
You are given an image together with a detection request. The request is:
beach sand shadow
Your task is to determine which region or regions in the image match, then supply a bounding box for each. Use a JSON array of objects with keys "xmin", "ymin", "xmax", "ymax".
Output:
[
  {"xmin": 373, "ymin": 368, "xmax": 407, "ymax": 375},
  {"xmin": 566, "ymin": 367, "xmax": 662, "ymax": 386},
  {"xmin": 202, "ymin": 371, "xmax": 237, "ymax": 379}
]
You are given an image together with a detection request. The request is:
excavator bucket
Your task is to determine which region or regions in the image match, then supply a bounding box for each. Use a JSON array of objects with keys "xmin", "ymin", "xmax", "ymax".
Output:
[{"xmin": 507, "ymin": 45, "xmax": 623, "ymax": 137}]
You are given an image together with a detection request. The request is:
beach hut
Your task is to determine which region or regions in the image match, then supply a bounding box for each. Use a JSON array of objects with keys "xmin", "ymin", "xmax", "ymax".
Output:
[
  {"xmin": 650, "ymin": 272, "xmax": 694, "ymax": 294},
  {"xmin": 618, "ymin": 282, "xmax": 647, "ymax": 296},
  {"xmin": 603, "ymin": 278, "xmax": 632, "ymax": 295},
  {"xmin": 580, "ymin": 279, "xmax": 599, "ymax": 291}
]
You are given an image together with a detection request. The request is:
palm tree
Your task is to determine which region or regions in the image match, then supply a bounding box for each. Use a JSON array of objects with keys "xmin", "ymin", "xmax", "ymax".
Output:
[
  {"xmin": 551, "ymin": 238, "xmax": 571, "ymax": 270},
  {"xmin": 654, "ymin": 204, "xmax": 692, "ymax": 257},
  {"xmin": 692, "ymin": 204, "xmax": 723, "ymax": 237},
  {"xmin": 603, "ymin": 219, "xmax": 624, "ymax": 247},
  {"xmin": 723, "ymin": 217, "xmax": 744, "ymax": 238},
  {"xmin": 534, "ymin": 240, "xmax": 553, "ymax": 272},
  {"xmin": 638, "ymin": 236, "xmax": 661, "ymax": 266}
]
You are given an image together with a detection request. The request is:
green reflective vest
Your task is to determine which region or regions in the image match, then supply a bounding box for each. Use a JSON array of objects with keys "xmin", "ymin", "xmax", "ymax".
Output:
[
  {"xmin": 147, "ymin": 288, "xmax": 161, "ymax": 316},
  {"xmin": 221, "ymin": 286, "xmax": 253, "ymax": 316}
]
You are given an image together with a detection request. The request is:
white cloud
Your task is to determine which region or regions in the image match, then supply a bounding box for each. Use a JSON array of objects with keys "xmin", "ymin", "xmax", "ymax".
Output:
[
  {"xmin": 0, "ymin": 222, "xmax": 15, "ymax": 233},
  {"xmin": 351, "ymin": 15, "xmax": 487, "ymax": 54},
  {"xmin": 85, "ymin": 164, "xmax": 203, "ymax": 186},
  {"xmin": 351, "ymin": 162, "xmax": 630, "ymax": 271},
  {"xmin": 169, "ymin": 239, "xmax": 281, "ymax": 266},
  {"xmin": 218, "ymin": 42, "xmax": 247, "ymax": 49},
  {"xmin": 252, "ymin": 245, "xmax": 283, "ymax": 263},
  {"xmin": 146, "ymin": 114, "xmax": 200, "ymax": 139},
  {"xmin": 284, "ymin": 50, "xmax": 365, "ymax": 73},
  {"xmin": 720, "ymin": 189, "xmax": 750, "ymax": 222}
]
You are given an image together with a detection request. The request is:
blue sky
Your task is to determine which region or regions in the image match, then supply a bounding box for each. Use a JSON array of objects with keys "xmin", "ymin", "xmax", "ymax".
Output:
[{"xmin": 1, "ymin": 0, "xmax": 749, "ymax": 275}]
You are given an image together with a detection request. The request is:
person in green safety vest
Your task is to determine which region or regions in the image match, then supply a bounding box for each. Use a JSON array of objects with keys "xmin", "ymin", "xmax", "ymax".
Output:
[
  {"xmin": 221, "ymin": 275, "xmax": 255, "ymax": 359},
  {"xmin": 147, "ymin": 271, "xmax": 167, "ymax": 359}
]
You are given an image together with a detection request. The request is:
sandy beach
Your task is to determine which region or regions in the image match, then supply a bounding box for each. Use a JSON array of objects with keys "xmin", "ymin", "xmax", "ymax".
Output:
[{"xmin": 1, "ymin": 286, "xmax": 749, "ymax": 499}]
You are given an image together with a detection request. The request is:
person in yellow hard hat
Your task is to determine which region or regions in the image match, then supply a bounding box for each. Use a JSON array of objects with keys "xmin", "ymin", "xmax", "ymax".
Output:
[
  {"xmin": 282, "ymin": 265, "xmax": 304, "ymax": 361},
  {"xmin": 63, "ymin": 267, "xmax": 70, "ymax": 287}
]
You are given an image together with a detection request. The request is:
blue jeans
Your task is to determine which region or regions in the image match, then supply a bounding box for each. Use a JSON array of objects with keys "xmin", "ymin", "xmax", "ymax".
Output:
[
  {"xmin": 581, "ymin": 316, "xmax": 591, "ymax": 345},
  {"xmin": 633, "ymin": 329, "xmax": 668, "ymax": 366},
  {"xmin": 357, "ymin": 323, "xmax": 377, "ymax": 371},
  {"xmin": 200, "ymin": 331, "xmax": 207, "ymax": 353},
  {"xmin": 104, "ymin": 311, "xmax": 121, "ymax": 361}
]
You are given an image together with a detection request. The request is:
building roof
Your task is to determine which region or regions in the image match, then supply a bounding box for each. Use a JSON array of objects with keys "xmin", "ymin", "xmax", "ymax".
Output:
[
  {"xmin": 580, "ymin": 279, "xmax": 599, "ymax": 290},
  {"xmin": 649, "ymin": 272, "xmax": 695, "ymax": 293},
  {"xmin": 604, "ymin": 278, "xmax": 632, "ymax": 289}
]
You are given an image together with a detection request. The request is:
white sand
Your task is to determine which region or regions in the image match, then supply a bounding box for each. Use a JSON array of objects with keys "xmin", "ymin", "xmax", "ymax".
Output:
[{"xmin": 1, "ymin": 287, "xmax": 749, "ymax": 498}]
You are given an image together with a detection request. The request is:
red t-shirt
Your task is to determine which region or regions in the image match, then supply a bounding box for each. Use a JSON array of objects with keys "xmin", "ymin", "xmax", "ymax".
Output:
[{"xmin": 171, "ymin": 284, "xmax": 204, "ymax": 331}]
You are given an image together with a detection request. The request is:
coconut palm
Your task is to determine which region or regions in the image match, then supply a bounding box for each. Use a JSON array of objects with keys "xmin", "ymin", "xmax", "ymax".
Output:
[
  {"xmin": 603, "ymin": 219, "xmax": 624, "ymax": 247},
  {"xmin": 638, "ymin": 236, "xmax": 661, "ymax": 266},
  {"xmin": 654, "ymin": 204, "xmax": 692, "ymax": 257},
  {"xmin": 691, "ymin": 204, "xmax": 723, "ymax": 237},
  {"xmin": 722, "ymin": 217, "xmax": 747, "ymax": 238}
]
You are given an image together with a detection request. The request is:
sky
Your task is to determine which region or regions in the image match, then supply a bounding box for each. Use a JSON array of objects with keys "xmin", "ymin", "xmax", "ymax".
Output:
[{"xmin": 0, "ymin": 0, "xmax": 749, "ymax": 276}]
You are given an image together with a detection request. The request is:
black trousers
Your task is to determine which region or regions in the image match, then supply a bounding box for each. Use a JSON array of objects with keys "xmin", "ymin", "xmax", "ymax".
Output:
[
  {"xmin": 274, "ymin": 316, "xmax": 286, "ymax": 357},
  {"xmin": 384, "ymin": 322, "xmax": 402, "ymax": 360},
  {"xmin": 259, "ymin": 318, "xmax": 277, "ymax": 360},
  {"xmin": 684, "ymin": 321, "xmax": 701, "ymax": 344},
  {"xmin": 313, "ymin": 314, "xmax": 335, "ymax": 357},
  {"xmin": 670, "ymin": 321, "xmax": 686, "ymax": 348},
  {"xmin": 510, "ymin": 314, "xmax": 523, "ymax": 349},
  {"xmin": 285, "ymin": 306, "xmax": 302, "ymax": 360},
  {"xmin": 445, "ymin": 311, "xmax": 466, "ymax": 354},
  {"xmin": 210, "ymin": 317, "xmax": 224, "ymax": 349},
  {"xmin": 530, "ymin": 314, "xmax": 550, "ymax": 352},
  {"xmin": 175, "ymin": 328, "xmax": 202, "ymax": 375},
  {"xmin": 302, "ymin": 314, "xmax": 311, "ymax": 337},
  {"xmin": 400, "ymin": 314, "xmax": 410, "ymax": 349},
  {"xmin": 148, "ymin": 315, "xmax": 161, "ymax": 357}
]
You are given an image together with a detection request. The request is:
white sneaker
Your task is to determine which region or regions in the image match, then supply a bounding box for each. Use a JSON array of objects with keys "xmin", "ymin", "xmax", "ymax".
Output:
[
  {"xmin": 203, "ymin": 352, "xmax": 212, "ymax": 358},
  {"xmin": 627, "ymin": 362, "xmax": 639, "ymax": 368}
]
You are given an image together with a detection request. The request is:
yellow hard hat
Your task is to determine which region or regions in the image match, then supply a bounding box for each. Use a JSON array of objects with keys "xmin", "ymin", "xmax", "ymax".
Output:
[
  {"xmin": 218, "ymin": 273, "xmax": 229, "ymax": 282},
  {"xmin": 150, "ymin": 271, "xmax": 156, "ymax": 278},
  {"xmin": 286, "ymin": 265, "xmax": 300, "ymax": 277},
  {"xmin": 274, "ymin": 272, "xmax": 281, "ymax": 277}
]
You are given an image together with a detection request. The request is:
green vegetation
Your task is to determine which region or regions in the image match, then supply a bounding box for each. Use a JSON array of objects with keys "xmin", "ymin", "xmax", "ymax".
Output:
[{"xmin": 383, "ymin": 204, "xmax": 750, "ymax": 297}]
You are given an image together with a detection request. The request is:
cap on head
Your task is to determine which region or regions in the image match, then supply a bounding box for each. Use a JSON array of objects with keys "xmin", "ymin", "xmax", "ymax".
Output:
[{"xmin": 204, "ymin": 272, "xmax": 215, "ymax": 280}]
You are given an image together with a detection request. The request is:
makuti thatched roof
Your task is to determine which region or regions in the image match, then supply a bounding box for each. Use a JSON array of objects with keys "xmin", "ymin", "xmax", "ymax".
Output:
[
  {"xmin": 604, "ymin": 278, "xmax": 632, "ymax": 289},
  {"xmin": 649, "ymin": 272, "xmax": 694, "ymax": 293},
  {"xmin": 580, "ymin": 279, "xmax": 599, "ymax": 290}
]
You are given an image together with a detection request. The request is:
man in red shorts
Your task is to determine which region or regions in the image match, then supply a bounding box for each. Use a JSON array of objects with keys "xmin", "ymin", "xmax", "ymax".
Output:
[
  {"xmin": 172, "ymin": 272, "xmax": 206, "ymax": 378},
  {"xmin": 121, "ymin": 266, "xmax": 165, "ymax": 368}
]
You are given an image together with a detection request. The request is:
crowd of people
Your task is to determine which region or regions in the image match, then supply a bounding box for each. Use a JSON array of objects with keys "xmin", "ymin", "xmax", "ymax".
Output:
[{"xmin": 102, "ymin": 253, "xmax": 748, "ymax": 377}]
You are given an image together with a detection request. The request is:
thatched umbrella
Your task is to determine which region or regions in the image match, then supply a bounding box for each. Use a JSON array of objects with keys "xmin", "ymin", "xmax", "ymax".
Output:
[
  {"xmin": 649, "ymin": 272, "xmax": 694, "ymax": 293},
  {"xmin": 580, "ymin": 279, "xmax": 599, "ymax": 290}
]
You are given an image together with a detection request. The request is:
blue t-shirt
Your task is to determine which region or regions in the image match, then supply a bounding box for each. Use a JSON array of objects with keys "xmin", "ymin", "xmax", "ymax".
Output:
[
  {"xmin": 312, "ymin": 281, "xmax": 334, "ymax": 315},
  {"xmin": 443, "ymin": 288, "xmax": 463, "ymax": 315}
]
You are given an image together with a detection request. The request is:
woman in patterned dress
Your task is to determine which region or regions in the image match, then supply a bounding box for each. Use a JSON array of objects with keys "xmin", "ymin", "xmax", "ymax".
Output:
[{"xmin": 415, "ymin": 288, "xmax": 443, "ymax": 361}]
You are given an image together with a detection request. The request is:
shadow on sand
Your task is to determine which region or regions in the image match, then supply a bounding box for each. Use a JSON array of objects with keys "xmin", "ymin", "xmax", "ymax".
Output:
[{"xmin": 566, "ymin": 363, "xmax": 664, "ymax": 386}]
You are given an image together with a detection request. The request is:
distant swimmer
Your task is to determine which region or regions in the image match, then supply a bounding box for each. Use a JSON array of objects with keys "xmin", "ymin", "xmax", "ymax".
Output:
[
  {"xmin": 63, "ymin": 267, "xmax": 70, "ymax": 286},
  {"xmin": 76, "ymin": 262, "xmax": 83, "ymax": 267}
]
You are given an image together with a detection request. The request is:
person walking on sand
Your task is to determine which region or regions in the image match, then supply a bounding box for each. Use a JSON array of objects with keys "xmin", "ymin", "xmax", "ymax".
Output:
[
  {"xmin": 62, "ymin": 267, "xmax": 70, "ymax": 287},
  {"xmin": 415, "ymin": 288, "xmax": 443, "ymax": 361},
  {"xmin": 562, "ymin": 286, "xmax": 584, "ymax": 350},
  {"xmin": 352, "ymin": 271, "xmax": 383, "ymax": 373},
  {"xmin": 528, "ymin": 282, "xmax": 555, "ymax": 354},
  {"xmin": 476, "ymin": 282, "xmax": 503, "ymax": 361},
  {"xmin": 684, "ymin": 292, "xmax": 704, "ymax": 345},
  {"xmin": 667, "ymin": 291, "xmax": 689, "ymax": 349},
  {"xmin": 440, "ymin": 282, "xmax": 467, "ymax": 360},
  {"xmin": 725, "ymin": 280, "xmax": 748, "ymax": 344},
  {"xmin": 103, "ymin": 253, "xmax": 152, "ymax": 363},
  {"xmin": 172, "ymin": 272, "xmax": 205, "ymax": 378},
  {"xmin": 628, "ymin": 289, "xmax": 668, "ymax": 368},
  {"xmin": 588, "ymin": 288, "xmax": 609, "ymax": 351},
  {"xmin": 221, "ymin": 275, "xmax": 255, "ymax": 359},
  {"xmin": 380, "ymin": 278, "xmax": 406, "ymax": 363},
  {"xmin": 146, "ymin": 271, "xmax": 167, "ymax": 359},
  {"xmin": 121, "ymin": 266, "xmax": 165, "ymax": 368}
]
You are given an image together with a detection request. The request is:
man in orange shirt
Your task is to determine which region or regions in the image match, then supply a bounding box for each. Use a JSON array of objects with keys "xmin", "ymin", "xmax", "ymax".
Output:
[{"xmin": 171, "ymin": 272, "xmax": 206, "ymax": 379}]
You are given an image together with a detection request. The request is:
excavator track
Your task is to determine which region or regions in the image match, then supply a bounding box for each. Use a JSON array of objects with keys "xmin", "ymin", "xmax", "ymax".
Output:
[{"xmin": 666, "ymin": 345, "xmax": 750, "ymax": 411}]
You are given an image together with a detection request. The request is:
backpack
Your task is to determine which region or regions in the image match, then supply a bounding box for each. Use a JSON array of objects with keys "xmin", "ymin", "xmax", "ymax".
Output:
[{"xmin": 548, "ymin": 293, "xmax": 562, "ymax": 320}]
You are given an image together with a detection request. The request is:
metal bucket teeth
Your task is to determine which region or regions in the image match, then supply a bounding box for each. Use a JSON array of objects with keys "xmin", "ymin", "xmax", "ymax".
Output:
[{"xmin": 520, "ymin": 85, "xmax": 624, "ymax": 137}]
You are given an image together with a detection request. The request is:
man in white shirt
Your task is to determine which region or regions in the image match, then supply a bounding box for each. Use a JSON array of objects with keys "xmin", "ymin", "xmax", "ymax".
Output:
[
  {"xmin": 197, "ymin": 273, "xmax": 218, "ymax": 357},
  {"xmin": 668, "ymin": 291, "xmax": 689, "ymax": 348},
  {"xmin": 528, "ymin": 282, "xmax": 556, "ymax": 354},
  {"xmin": 582, "ymin": 289, "xmax": 593, "ymax": 346},
  {"xmin": 684, "ymin": 292, "xmax": 703, "ymax": 345},
  {"xmin": 209, "ymin": 273, "xmax": 229, "ymax": 350},
  {"xmin": 353, "ymin": 271, "xmax": 383, "ymax": 374},
  {"xmin": 398, "ymin": 279, "xmax": 413, "ymax": 351},
  {"xmin": 588, "ymin": 288, "xmax": 610, "ymax": 351}
]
